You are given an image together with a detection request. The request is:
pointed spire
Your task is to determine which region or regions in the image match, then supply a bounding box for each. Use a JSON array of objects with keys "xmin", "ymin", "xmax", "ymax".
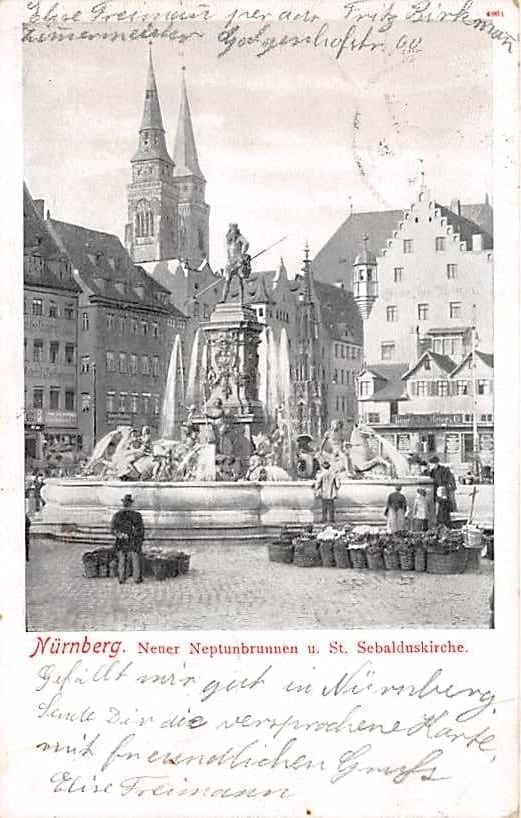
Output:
[
  {"xmin": 132, "ymin": 49, "xmax": 173, "ymax": 164},
  {"xmin": 140, "ymin": 48, "xmax": 165, "ymax": 132},
  {"xmin": 300, "ymin": 241, "xmax": 317, "ymax": 302},
  {"xmin": 173, "ymin": 68, "xmax": 204, "ymax": 179},
  {"xmin": 302, "ymin": 241, "xmax": 311, "ymax": 273}
]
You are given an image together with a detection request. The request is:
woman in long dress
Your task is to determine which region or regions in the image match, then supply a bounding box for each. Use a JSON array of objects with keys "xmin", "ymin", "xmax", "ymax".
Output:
[{"xmin": 384, "ymin": 485, "xmax": 408, "ymax": 532}]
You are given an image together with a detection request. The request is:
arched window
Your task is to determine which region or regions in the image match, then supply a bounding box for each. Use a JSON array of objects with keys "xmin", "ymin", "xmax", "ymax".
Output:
[{"xmin": 135, "ymin": 200, "xmax": 154, "ymax": 237}]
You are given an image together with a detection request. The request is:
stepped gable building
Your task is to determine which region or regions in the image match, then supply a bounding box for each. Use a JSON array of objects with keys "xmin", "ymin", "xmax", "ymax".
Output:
[
  {"xmin": 125, "ymin": 55, "xmax": 209, "ymax": 270},
  {"xmin": 346, "ymin": 186, "xmax": 494, "ymax": 472},
  {"xmin": 46, "ymin": 215, "xmax": 187, "ymax": 452},
  {"xmin": 23, "ymin": 185, "xmax": 81, "ymax": 466}
]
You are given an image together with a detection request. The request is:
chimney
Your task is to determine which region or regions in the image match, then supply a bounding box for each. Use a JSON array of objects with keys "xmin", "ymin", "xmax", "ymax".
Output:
[
  {"xmin": 34, "ymin": 199, "xmax": 45, "ymax": 219},
  {"xmin": 472, "ymin": 234, "xmax": 483, "ymax": 251},
  {"xmin": 450, "ymin": 198, "xmax": 461, "ymax": 216}
]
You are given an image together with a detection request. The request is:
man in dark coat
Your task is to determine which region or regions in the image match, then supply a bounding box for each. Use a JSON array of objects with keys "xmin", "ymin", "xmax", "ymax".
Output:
[
  {"xmin": 111, "ymin": 494, "xmax": 145, "ymax": 584},
  {"xmin": 429, "ymin": 456, "xmax": 457, "ymax": 512}
]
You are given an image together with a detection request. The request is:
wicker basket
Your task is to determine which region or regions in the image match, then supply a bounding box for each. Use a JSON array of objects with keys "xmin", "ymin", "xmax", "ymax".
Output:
[
  {"xmin": 398, "ymin": 549, "xmax": 415, "ymax": 571},
  {"xmin": 366, "ymin": 551, "xmax": 385, "ymax": 571},
  {"xmin": 268, "ymin": 542, "xmax": 294, "ymax": 564},
  {"xmin": 414, "ymin": 547, "xmax": 427, "ymax": 572},
  {"xmin": 96, "ymin": 548, "xmax": 114, "ymax": 578},
  {"xmin": 82, "ymin": 551, "xmax": 99, "ymax": 578},
  {"xmin": 293, "ymin": 543, "xmax": 322, "ymax": 567},
  {"xmin": 349, "ymin": 547, "xmax": 368, "ymax": 569},
  {"xmin": 383, "ymin": 549, "xmax": 400, "ymax": 570},
  {"xmin": 333, "ymin": 541, "xmax": 352, "ymax": 569},
  {"xmin": 427, "ymin": 549, "xmax": 468, "ymax": 574},
  {"xmin": 176, "ymin": 553, "xmax": 191, "ymax": 574},
  {"xmin": 319, "ymin": 541, "xmax": 336, "ymax": 567},
  {"xmin": 152, "ymin": 558, "xmax": 169, "ymax": 580}
]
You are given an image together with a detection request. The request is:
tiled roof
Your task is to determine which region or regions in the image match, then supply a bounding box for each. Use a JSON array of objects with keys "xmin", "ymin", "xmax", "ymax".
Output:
[
  {"xmin": 313, "ymin": 199, "xmax": 493, "ymax": 287},
  {"xmin": 359, "ymin": 363, "xmax": 410, "ymax": 402},
  {"xmin": 428, "ymin": 351, "xmax": 457, "ymax": 373},
  {"xmin": 313, "ymin": 210, "xmax": 403, "ymax": 286},
  {"xmin": 314, "ymin": 281, "xmax": 363, "ymax": 345},
  {"xmin": 24, "ymin": 185, "xmax": 80, "ymax": 293},
  {"xmin": 368, "ymin": 381, "xmax": 408, "ymax": 402},
  {"xmin": 362, "ymin": 363, "xmax": 410, "ymax": 381},
  {"xmin": 436, "ymin": 204, "xmax": 492, "ymax": 250},
  {"xmin": 402, "ymin": 351, "xmax": 455, "ymax": 379},
  {"xmin": 48, "ymin": 218, "xmax": 185, "ymax": 317},
  {"xmin": 460, "ymin": 201, "xmax": 493, "ymax": 236},
  {"xmin": 476, "ymin": 351, "xmax": 494, "ymax": 368},
  {"xmin": 224, "ymin": 269, "xmax": 277, "ymax": 305},
  {"xmin": 449, "ymin": 350, "xmax": 494, "ymax": 376}
]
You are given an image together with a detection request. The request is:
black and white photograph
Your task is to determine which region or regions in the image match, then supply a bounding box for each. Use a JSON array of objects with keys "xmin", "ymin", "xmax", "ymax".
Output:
[
  {"xmin": 1, "ymin": 2, "xmax": 519, "ymax": 818},
  {"xmin": 22, "ymin": 5, "xmax": 499, "ymax": 632}
]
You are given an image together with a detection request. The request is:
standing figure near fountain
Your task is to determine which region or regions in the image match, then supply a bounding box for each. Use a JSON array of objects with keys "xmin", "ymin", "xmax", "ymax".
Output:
[
  {"xmin": 384, "ymin": 485, "xmax": 408, "ymax": 533},
  {"xmin": 111, "ymin": 494, "xmax": 144, "ymax": 584},
  {"xmin": 221, "ymin": 223, "xmax": 251, "ymax": 304}
]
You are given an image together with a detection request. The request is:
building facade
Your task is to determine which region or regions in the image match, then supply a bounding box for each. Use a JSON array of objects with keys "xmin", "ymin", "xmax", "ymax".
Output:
[
  {"xmin": 24, "ymin": 186, "xmax": 81, "ymax": 468},
  {"xmin": 348, "ymin": 187, "xmax": 494, "ymax": 473},
  {"xmin": 46, "ymin": 216, "xmax": 187, "ymax": 452}
]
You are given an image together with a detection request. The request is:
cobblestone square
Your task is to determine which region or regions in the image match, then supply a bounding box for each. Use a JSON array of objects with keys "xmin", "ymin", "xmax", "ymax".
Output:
[{"xmin": 26, "ymin": 537, "xmax": 493, "ymax": 631}]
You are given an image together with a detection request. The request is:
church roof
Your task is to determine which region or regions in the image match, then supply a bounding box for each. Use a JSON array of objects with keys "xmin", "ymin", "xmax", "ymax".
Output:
[
  {"xmin": 47, "ymin": 218, "xmax": 185, "ymax": 317},
  {"xmin": 132, "ymin": 51, "xmax": 173, "ymax": 164},
  {"xmin": 141, "ymin": 50, "xmax": 164, "ymax": 131},
  {"xmin": 173, "ymin": 70, "xmax": 204, "ymax": 179}
]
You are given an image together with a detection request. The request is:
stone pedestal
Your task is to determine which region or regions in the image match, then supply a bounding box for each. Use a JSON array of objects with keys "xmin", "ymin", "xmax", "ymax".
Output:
[
  {"xmin": 203, "ymin": 303, "xmax": 263, "ymax": 419},
  {"xmin": 198, "ymin": 303, "xmax": 264, "ymax": 473}
]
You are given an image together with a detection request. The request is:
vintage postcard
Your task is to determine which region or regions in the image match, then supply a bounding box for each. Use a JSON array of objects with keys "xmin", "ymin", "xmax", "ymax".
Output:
[{"xmin": 0, "ymin": 0, "xmax": 519, "ymax": 815}]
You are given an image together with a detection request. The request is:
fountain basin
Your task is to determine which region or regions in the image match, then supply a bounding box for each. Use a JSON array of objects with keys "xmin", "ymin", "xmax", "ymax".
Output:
[{"xmin": 38, "ymin": 477, "xmax": 433, "ymax": 544}]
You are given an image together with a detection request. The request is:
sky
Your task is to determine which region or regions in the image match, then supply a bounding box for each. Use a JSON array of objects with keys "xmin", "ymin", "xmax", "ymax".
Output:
[{"xmin": 23, "ymin": 16, "xmax": 492, "ymax": 276}]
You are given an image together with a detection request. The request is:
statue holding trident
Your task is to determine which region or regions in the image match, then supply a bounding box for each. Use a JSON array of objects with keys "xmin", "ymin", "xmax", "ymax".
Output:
[{"xmin": 221, "ymin": 223, "xmax": 252, "ymax": 304}]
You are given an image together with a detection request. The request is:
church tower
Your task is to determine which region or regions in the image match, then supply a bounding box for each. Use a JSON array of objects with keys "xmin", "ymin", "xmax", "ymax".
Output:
[
  {"xmin": 126, "ymin": 51, "xmax": 179, "ymax": 263},
  {"xmin": 172, "ymin": 69, "xmax": 210, "ymax": 268}
]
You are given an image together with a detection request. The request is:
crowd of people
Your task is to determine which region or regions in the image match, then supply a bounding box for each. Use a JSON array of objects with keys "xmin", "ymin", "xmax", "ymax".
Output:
[{"xmin": 312, "ymin": 455, "xmax": 457, "ymax": 530}]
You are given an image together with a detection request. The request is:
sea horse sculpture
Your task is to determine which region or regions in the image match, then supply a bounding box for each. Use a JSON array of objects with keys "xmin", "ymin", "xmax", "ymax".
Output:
[{"xmin": 348, "ymin": 424, "xmax": 395, "ymax": 477}]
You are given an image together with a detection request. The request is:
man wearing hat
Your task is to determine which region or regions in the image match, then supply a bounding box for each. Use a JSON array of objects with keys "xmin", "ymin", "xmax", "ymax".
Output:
[
  {"xmin": 314, "ymin": 461, "xmax": 341, "ymax": 523},
  {"xmin": 111, "ymin": 494, "xmax": 145, "ymax": 584}
]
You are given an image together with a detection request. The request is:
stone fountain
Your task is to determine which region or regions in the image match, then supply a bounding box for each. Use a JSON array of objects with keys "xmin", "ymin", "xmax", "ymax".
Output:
[{"xmin": 38, "ymin": 225, "xmax": 432, "ymax": 545}]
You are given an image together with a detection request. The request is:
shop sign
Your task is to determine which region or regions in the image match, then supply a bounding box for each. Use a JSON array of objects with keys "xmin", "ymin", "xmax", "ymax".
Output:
[
  {"xmin": 44, "ymin": 410, "xmax": 78, "ymax": 428},
  {"xmin": 445, "ymin": 433, "xmax": 460, "ymax": 453},
  {"xmin": 397, "ymin": 433, "xmax": 411, "ymax": 451},
  {"xmin": 24, "ymin": 408, "xmax": 44, "ymax": 425},
  {"xmin": 394, "ymin": 413, "xmax": 466, "ymax": 428},
  {"xmin": 479, "ymin": 434, "xmax": 494, "ymax": 451}
]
